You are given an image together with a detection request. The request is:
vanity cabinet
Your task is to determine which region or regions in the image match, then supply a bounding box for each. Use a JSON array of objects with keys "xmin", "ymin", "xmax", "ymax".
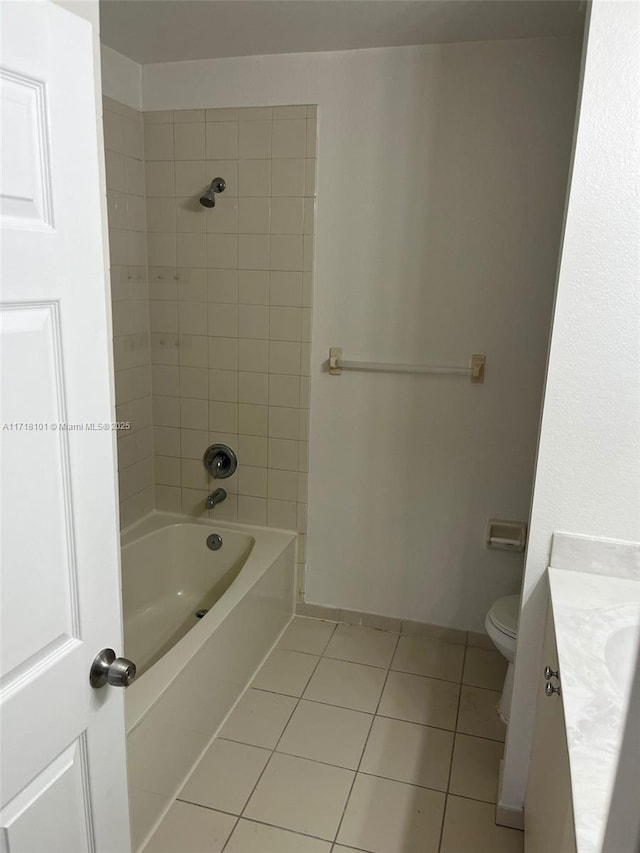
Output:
[{"xmin": 525, "ymin": 604, "xmax": 577, "ymax": 853}]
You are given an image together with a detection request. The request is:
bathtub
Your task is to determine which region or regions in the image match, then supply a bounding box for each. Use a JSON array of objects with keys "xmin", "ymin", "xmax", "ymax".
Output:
[{"xmin": 120, "ymin": 512, "xmax": 296, "ymax": 851}]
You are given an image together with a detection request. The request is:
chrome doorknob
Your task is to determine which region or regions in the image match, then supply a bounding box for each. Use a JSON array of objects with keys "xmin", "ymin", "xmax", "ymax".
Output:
[{"xmin": 90, "ymin": 648, "xmax": 137, "ymax": 688}]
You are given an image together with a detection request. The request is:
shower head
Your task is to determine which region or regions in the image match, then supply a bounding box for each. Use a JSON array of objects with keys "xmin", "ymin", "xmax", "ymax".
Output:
[{"xmin": 200, "ymin": 177, "xmax": 226, "ymax": 208}]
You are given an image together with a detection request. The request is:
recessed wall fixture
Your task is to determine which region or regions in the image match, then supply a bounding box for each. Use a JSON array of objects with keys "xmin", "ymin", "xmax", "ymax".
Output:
[{"xmin": 199, "ymin": 177, "xmax": 226, "ymax": 208}]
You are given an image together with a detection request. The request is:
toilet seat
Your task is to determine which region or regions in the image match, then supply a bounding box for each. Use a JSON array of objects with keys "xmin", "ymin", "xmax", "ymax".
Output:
[{"xmin": 488, "ymin": 594, "xmax": 519, "ymax": 639}]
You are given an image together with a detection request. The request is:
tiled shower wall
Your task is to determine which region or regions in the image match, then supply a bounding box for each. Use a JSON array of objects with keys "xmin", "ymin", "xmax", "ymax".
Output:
[
  {"xmin": 143, "ymin": 105, "xmax": 317, "ymax": 593},
  {"xmin": 103, "ymin": 96, "xmax": 154, "ymax": 528}
]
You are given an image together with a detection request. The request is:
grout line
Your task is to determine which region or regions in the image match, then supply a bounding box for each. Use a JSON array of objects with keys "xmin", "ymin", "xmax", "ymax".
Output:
[
  {"xmin": 175, "ymin": 800, "xmax": 338, "ymax": 847},
  {"xmin": 331, "ymin": 630, "xmax": 402, "ymax": 846},
  {"xmin": 218, "ymin": 620, "xmax": 339, "ymax": 851},
  {"xmin": 437, "ymin": 640, "xmax": 469, "ymax": 852},
  {"xmin": 247, "ymin": 687, "xmax": 505, "ymax": 744}
]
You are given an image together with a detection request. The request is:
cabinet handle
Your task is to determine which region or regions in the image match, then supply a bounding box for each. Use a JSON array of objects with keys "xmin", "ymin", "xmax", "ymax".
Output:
[
  {"xmin": 545, "ymin": 681, "xmax": 561, "ymax": 697},
  {"xmin": 544, "ymin": 665, "xmax": 559, "ymax": 681}
]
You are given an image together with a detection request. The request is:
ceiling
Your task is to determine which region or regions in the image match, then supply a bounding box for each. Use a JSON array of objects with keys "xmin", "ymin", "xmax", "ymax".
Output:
[{"xmin": 100, "ymin": 0, "xmax": 585, "ymax": 66}]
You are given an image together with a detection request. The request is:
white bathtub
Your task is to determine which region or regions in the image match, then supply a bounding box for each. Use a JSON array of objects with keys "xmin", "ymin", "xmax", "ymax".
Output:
[{"xmin": 120, "ymin": 512, "xmax": 296, "ymax": 851}]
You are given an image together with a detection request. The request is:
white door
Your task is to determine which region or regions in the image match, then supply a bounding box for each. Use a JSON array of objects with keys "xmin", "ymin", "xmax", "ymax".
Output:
[{"xmin": 0, "ymin": 2, "xmax": 131, "ymax": 851}]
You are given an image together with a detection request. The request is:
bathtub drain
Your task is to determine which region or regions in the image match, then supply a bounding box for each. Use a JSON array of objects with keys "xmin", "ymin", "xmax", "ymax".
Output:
[
  {"xmin": 206, "ymin": 533, "xmax": 223, "ymax": 551},
  {"xmin": 195, "ymin": 609, "xmax": 209, "ymax": 619}
]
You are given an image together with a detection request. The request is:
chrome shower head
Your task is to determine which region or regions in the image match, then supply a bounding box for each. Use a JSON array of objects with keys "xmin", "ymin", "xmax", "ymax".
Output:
[{"xmin": 199, "ymin": 177, "xmax": 226, "ymax": 208}]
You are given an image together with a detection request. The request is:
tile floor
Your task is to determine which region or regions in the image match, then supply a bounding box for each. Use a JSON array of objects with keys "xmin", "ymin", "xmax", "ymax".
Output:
[{"xmin": 144, "ymin": 618, "xmax": 524, "ymax": 853}]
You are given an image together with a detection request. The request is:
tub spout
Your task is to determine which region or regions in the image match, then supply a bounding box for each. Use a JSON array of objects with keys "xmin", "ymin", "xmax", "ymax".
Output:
[{"xmin": 206, "ymin": 488, "xmax": 227, "ymax": 510}]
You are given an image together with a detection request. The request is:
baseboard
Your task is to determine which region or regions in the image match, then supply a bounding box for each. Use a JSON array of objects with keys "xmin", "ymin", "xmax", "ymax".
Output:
[{"xmin": 496, "ymin": 759, "xmax": 525, "ymax": 830}]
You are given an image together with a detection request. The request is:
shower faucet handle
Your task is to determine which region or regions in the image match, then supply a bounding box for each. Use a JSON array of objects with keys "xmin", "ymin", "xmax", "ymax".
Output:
[{"xmin": 203, "ymin": 443, "xmax": 238, "ymax": 479}]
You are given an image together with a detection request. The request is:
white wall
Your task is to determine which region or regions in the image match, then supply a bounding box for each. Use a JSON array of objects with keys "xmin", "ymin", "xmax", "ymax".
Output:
[
  {"xmin": 501, "ymin": 0, "xmax": 640, "ymax": 817},
  {"xmin": 101, "ymin": 44, "xmax": 142, "ymax": 111},
  {"xmin": 141, "ymin": 37, "xmax": 581, "ymax": 631}
]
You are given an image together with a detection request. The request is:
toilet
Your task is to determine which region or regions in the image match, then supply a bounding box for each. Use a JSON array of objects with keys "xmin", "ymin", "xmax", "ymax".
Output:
[{"xmin": 485, "ymin": 594, "xmax": 520, "ymax": 723}]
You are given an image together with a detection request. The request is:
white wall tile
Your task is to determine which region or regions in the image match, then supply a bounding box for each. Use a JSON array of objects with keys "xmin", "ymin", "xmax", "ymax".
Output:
[
  {"xmin": 239, "ymin": 338, "xmax": 269, "ymax": 372},
  {"xmin": 208, "ymin": 303, "xmax": 238, "ymax": 337},
  {"xmin": 239, "ymin": 270, "xmax": 270, "ymax": 305},
  {"xmin": 176, "ymin": 198, "xmax": 206, "ymax": 234},
  {"xmin": 238, "ymin": 435, "xmax": 268, "ymax": 468},
  {"xmin": 146, "ymin": 161, "xmax": 175, "ymax": 196},
  {"xmin": 205, "ymin": 122, "xmax": 239, "ymax": 159},
  {"xmin": 209, "ymin": 369, "xmax": 239, "ymax": 403},
  {"xmin": 269, "ymin": 374, "xmax": 300, "ymax": 407},
  {"xmin": 239, "ymin": 234, "xmax": 270, "ymax": 270},
  {"xmin": 269, "ymin": 341, "xmax": 301, "ymax": 375},
  {"xmin": 177, "ymin": 233, "xmax": 207, "ymax": 268},
  {"xmin": 147, "ymin": 197, "xmax": 176, "ymax": 233},
  {"xmin": 239, "ymin": 465, "xmax": 268, "ymax": 498},
  {"xmin": 175, "ymin": 160, "xmax": 207, "ymax": 196},
  {"xmin": 207, "ymin": 234, "xmax": 238, "ymax": 269},
  {"xmin": 210, "ymin": 401, "xmax": 239, "ymax": 433},
  {"xmin": 268, "ymin": 438, "xmax": 299, "ymax": 471},
  {"xmin": 238, "ymin": 305, "xmax": 270, "ymax": 339},
  {"xmin": 238, "ymin": 403, "xmax": 269, "ymax": 436},
  {"xmin": 208, "ymin": 269, "xmax": 239, "ymax": 303},
  {"xmin": 239, "ymin": 120, "xmax": 272, "ymax": 158},
  {"xmin": 237, "ymin": 495, "xmax": 267, "ymax": 525},
  {"xmin": 272, "ymin": 120, "xmax": 307, "ymax": 158},
  {"xmin": 270, "ymin": 272, "xmax": 302, "ymax": 306},
  {"xmin": 174, "ymin": 122, "xmax": 206, "ymax": 160},
  {"xmin": 267, "ymin": 499, "xmax": 298, "ymax": 529},
  {"xmin": 209, "ymin": 336, "xmax": 239, "ymax": 370},
  {"xmin": 268, "ymin": 406, "xmax": 300, "ymax": 439},
  {"xmin": 270, "ymin": 198, "xmax": 304, "ymax": 235},
  {"xmin": 174, "ymin": 109, "xmax": 205, "ymax": 123},
  {"xmin": 239, "ymin": 160, "xmax": 271, "ymax": 197},
  {"xmin": 271, "ymin": 236, "xmax": 303, "ymax": 271},
  {"xmin": 206, "ymin": 108, "xmax": 239, "ymax": 122},
  {"xmin": 205, "ymin": 197, "xmax": 238, "ymax": 234},
  {"xmin": 270, "ymin": 307, "xmax": 302, "ymax": 341},
  {"xmin": 145, "ymin": 124, "xmax": 174, "ymax": 160},
  {"xmin": 271, "ymin": 159, "xmax": 305, "ymax": 197},
  {"xmin": 239, "ymin": 198, "xmax": 271, "ymax": 234},
  {"xmin": 239, "ymin": 372, "xmax": 269, "ymax": 405}
]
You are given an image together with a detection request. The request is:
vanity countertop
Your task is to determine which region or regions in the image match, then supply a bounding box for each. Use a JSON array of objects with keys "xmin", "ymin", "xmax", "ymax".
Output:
[{"xmin": 548, "ymin": 567, "xmax": 640, "ymax": 853}]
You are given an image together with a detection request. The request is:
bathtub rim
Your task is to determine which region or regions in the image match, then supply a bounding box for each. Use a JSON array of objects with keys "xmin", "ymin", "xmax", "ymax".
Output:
[{"xmin": 120, "ymin": 510, "xmax": 297, "ymax": 733}]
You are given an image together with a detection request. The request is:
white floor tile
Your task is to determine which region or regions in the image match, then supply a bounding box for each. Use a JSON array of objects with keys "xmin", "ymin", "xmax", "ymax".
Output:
[
  {"xmin": 244, "ymin": 752, "xmax": 354, "ymax": 840},
  {"xmin": 251, "ymin": 648, "xmax": 319, "ymax": 696},
  {"xmin": 324, "ymin": 623, "xmax": 398, "ymax": 668},
  {"xmin": 220, "ymin": 688, "xmax": 297, "ymax": 748},
  {"xmin": 391, "ymin": 634, "xmax": 465, "ymax": 682},
  {"xmin": 462, "ymin": 646, "xmax": 508, "ymax": 691},
  {"xmin": 278, "ymin": 617, "xmax": 337, "ymax": 655},
  {"xmin": 277, "ymin": 699, "xmax": 372, "ymax": 769},
  {"xmin": 179, "ymin": 739, "xmax": 270, "ymax": 814},
  {"xmin": 457, "ymin": 685, "xmax": 506, "ymax": 742},
  {"xmin": 440, "ymin": 795, "xmax": 524, "ymax": 853},
  {"xmin": 448, "ymin": 734, "xmax": 503, "ymax": 803},
  {"xmin": 378, "ymin": 670, "xmax": 460, "ymax": 729},
  {"xmin": 337, "ymin": 773, "xmax": 445, "ymax": 853},
  {"xmin": 360, "ymin": 716, "xmax": 453, "ymax": 791},
  {"xmin": 144, "ymin": 801, "xmax": 235, "ymax": 853},
  {"xmin": 303, "ymin": 658, "xmax": 387, "ymax": 713},
  {"xmin": 224, "ymin": 819, "xmax": 331, "ymax": 852}
]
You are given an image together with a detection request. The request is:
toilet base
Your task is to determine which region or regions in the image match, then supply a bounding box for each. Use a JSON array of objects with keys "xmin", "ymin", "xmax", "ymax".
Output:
[{"xmin": 498, "ymin": 661, "xmax": 515, "ymax": 723}]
